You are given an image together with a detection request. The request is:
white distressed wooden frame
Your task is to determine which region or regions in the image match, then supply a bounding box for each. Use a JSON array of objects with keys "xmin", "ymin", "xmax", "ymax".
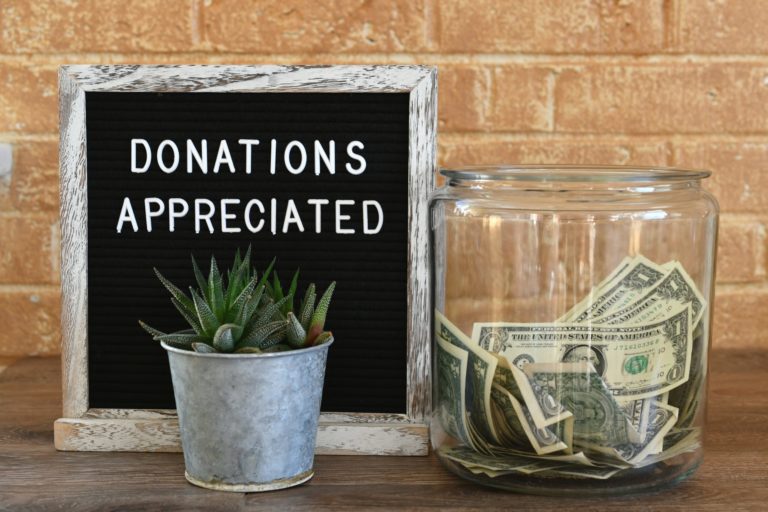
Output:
[{"xmin": 54, "ymin": 65, "xmax": 436, "ymax": 455}]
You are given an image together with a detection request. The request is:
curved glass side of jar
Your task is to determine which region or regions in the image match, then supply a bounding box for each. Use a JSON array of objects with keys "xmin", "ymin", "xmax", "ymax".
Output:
[{"xmin": 429, "ymin": 167, "xmax": 718, "ymax": 495}]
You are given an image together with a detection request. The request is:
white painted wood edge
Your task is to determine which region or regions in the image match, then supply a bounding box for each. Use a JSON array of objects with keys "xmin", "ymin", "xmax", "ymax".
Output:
[{"xmin": 54, "ymin": 418, "xmax": 429, "ymax": 456}]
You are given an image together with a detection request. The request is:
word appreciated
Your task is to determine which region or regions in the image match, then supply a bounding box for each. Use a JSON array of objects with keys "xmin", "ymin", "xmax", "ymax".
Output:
[
  {"xmin": 435, "ymin": 255, "xmax": 706, "ymax": 480},
  {"xmin": 116, "ymin": 138, "xmax": 383, "ymax": 235}
]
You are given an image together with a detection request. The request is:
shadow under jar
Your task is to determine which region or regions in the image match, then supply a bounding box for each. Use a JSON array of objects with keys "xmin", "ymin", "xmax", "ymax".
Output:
[{"xmin": 429, "ymin": 166, "xmax": 718, "ymax": 495}]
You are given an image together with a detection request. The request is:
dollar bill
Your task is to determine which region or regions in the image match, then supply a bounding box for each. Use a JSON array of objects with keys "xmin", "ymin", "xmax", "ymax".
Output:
[
  {"xmin": 490, "ymin": 383, "xmax": 573, "ymax": 455},
  {"xmin": 435, "ymin": 335, "xmax": 475, "ymax": 449},
  {"xmin": 559, "ymin": 256, "xmax": 633, "ymax": 322},
  {"xmin": 522, "ymin": 362, "xmax": 639, "ymax": 446},
  {"xmin": 493, "ymin": 363, "xmax": 573, "ymax": 429},
  {"xmin": 436, "ymin": 310, "xmax": 501, "ymax": 445},
  {"xmin": 473, "ymin": 306, "xmax": 694, "ymax": 400},
  {"xmin": 592, "ymin": 263, "xmax": 707, "ymax": 329},
  {"xmin": 583, "ymin": 401, "xmax": 679, "ymax": 465},
  {"xmin": 560, "ymin": 255, "xmax": 667, "ymax": 323}
]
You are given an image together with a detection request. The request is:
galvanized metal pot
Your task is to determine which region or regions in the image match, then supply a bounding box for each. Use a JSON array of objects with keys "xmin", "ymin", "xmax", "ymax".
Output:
[{"xmin": 161, "ymin": 341, "xmax": 332, "ymax": 492}]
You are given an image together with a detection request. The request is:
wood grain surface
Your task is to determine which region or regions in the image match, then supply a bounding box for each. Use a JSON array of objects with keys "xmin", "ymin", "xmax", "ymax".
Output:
[{"xmin": 2, "ymin": 352, "xmax": 767, "ymax": 511}]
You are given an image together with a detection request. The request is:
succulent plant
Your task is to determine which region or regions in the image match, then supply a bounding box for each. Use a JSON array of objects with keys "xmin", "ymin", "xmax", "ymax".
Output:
[
  {"xmin": 266, "ymin": 271, "xmax": 336, "ymax": 348},
  {"xmin": 139, "ymin": 248, "xmax": 335, "ymax": 354}
]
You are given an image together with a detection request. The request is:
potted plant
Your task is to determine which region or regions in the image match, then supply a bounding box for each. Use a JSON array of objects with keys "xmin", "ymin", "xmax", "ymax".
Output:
[{"xmin": 139, "ymin": 248, "xmax": 336, "ymax": 492}]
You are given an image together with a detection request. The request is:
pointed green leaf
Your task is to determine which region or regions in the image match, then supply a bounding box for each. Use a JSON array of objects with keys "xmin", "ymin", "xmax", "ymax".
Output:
[
  {"xmin": 286, "ymin": 312, "xmax": 307, "ymax": 348},
  {"xmin": 255, "ymin": 258, "xmax": 276, "ymax": 300},
  {"xmin": 252, "ymin": 295, "xmax": 291, "ymax": 329},
  {"xmin": 213, "ymin": 323, "xmax": 241, "ymax": 352},
  {"xmin": 138, "ymin": 320, "xmax": 165, "ymax": 339},
  {"xmin": 239, "ymin": 320, "xmax": 287, "ymax": 347},
  {"xmin": 192, "ymin": 342, "xmax": 217, "ymax": 353},
  {"xmin": 312, "ymin": 331, "xmax": 334, "ymax": 347},
  {"xmin": 191, "ymin": 288, "xmax": 220, "ymax": 337},
  {"xmin": 284, "ymin": 268, "xmax": 300, "ymax": 315},
  {"xmin": 170, "ymin": 298, "xmax": 204, "ymax": 336},
  {"xmin": 157, "ymin": 331, "xmax": 205, "ymax": 347},
  {"xmin": 208, "ymin": 256, "xmax": 225, "ymax": 321},
  {"xmin": 191, "ymin": 254, "xmax": 209, "ymax": 300},
  {"xmin": 310, "ymin": 281, "xmax": 335, "ymax": 331},
  {"xmin": 272, "ymin": 271, "xmax": 284, "ymax": 302},
  {"xmin": 154, "ymin": 268, "xmax": 195, "ymax": 314},
  {"xmin": 298, "ymin": 283, "xmax": 316, "ymax": 331}
]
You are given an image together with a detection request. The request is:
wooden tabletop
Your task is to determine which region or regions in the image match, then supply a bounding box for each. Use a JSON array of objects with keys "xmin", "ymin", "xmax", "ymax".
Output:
[{"xmin": 1, "ymin": 352, "xmax": 766, "ymax": 511}]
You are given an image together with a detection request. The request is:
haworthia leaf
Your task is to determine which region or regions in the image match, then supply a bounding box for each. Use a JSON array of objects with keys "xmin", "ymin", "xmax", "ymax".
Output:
[
  {"xmin": 312, "ymin": 331, "xmax": 334, "ymax": 346},
  {"xmin": 213, "ymin": 323, "xmax": 241, "ymax": 352},
  {"xmin": 157, "ymin": 331, "xmax": 205, "ymax": 346},
  {"xmin": 191, "ymin": 288, "xmax": 220, "ymax": 337},
  {"xmin": 171, "ymin": 298, "xmax": 205, "ymax": 336},
  {"xmin": 138, "ymin": 320, "xmax": 165, "ymax": 339},
  {"xmin": 272, "ymin": 271, "xmax": 284, "ymax": 302},
  {"xmin": 285, "ymin": 269, "xmax": 300, "ymax": 315},
  {"xmin": 239, "ymin": 320, "xmax": 287, "ymax": 347},
  {"xmin": 209, "ymin": 256, "xmax": 225, "ymax": 322},
  {"xmin": 308, "ymin": 281, "xmax": 336, "ymax": 342},
  {"xmin": 229, "ymin": 276, "xmax": 258, "ymax": 322},
  {"xmin": 154, "ymin": 268, "xmax": 195, "ymax": 314},
  {"xmin": 255, "ymin": 258, "xmax": 276, "ymax": 299},
  {"xmin": 192, "ymin": 342, "xmax": 217, "ymax": 353},
  {"xmin": 191, "ymin": 254, "xmax": 208, "ymax": 301},
  {"xmin": 298, "ymin": 283, "xmax": 316, "ymax": 332},
  {"xmin": 286, "ymin": 312, "xmax": 307, "ymax": 348},
  {"xmin": 251, "ymin": 295, "xmax": 291, "ymax": 330}
]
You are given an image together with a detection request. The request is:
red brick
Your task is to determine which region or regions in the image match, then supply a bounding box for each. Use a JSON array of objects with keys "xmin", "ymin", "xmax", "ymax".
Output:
[
  {"xmin": 202, "ymin": 0, "xmax": 433, "ymax": 53},
  {"xmin": 439, "ymin": 66, "xmax": 491, "ymax": 132},
  {"xmin": 555, "ymin": 64, "xmax": 768, "ymax": 134},
  {"xmin": 0, "ymin": 0, "xmax": 195, "ymax": 53},
  {"xmin": 716, "ymin": 220, "xmax": 765, "ymax": 284},
  {"xmin": 673, "ymin": 141, "xmax": 768, "ymax": 213},
  {"xmin": 0, "ymin": 289, "xmax": 60, "ymax": 356},
  {"xmin": 679, "ymin": 0, "xmax": 768, "ymax": 53},
  {"xmin": 0, "ymin": 65, "xmax": 57, "ymax": 133},
  {"xmin": 490, "ymin": 67, "xmax": 552, "ymax": 132},
  {"xmin": 438, "ymin": 137, "xmax": 668, "ymax": 167},
  {"xmin": 439, "ymin": 0, "xmax": 664, "ymax": 53},
  {"xmin": 713, "ymin": 287, "xmax": 768, "ymax": 349},
  {"xmin": 0, "ymin": 216, "xmax": 55, "ymax": 284}
]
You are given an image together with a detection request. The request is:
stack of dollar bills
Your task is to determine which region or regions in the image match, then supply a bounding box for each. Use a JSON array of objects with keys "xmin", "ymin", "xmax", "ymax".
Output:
[{"xmin": 436, "ymin": 255, "xmax": 706, "ymax": 480}]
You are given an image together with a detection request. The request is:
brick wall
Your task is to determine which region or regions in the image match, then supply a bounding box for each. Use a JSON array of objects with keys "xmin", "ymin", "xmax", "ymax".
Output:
[{"xmin": 0, "ymin": 0, "xmax": 765, "ymax": 355}]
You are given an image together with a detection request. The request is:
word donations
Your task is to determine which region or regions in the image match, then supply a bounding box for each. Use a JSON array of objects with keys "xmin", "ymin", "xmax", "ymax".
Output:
[{"xmin": 117, "ymin": 137, "xmax": 385, "ymax": 235}]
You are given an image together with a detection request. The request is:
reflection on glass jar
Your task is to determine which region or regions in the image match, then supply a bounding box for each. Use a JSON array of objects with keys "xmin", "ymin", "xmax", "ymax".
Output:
[{"xmin": 429, "ymin": 166, "xmax": 718, "ymax": 495}]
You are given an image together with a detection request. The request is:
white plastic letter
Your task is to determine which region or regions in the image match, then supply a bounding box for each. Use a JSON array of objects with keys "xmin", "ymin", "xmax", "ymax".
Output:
[
  {"xmin": 186, "ymin": 139, "xmax": 208, "ymax": 174},
  {"xmin": 363, "ymin": 200, "xmax": 384, "ymax": 234},
  {"xmin": 284, "ymin": 141, "xmax": 307, "ymax": 175},
  {"xmin": 335, "ymin": 199, "xmax": 355, "ymax": 234},
  {"xmin": 131, "ymin": 139, "xmax": 151, "ymax": 173},
  {"xmin": 220, "ymin": 198, "xmax": 241, "ymax": 233},
  {"xmin": 194, "ymin": 199, "xmax": 216, "ymax": 234},
  {"xmin": 213, "ymin": 140, "xmax": 236, "ymax": 174},
  {"xmin": 345, "ymin": 141, "xmax": 366, "ymax": 175},
  {"xmin": 144, "ymin": 197, "xmax": 165, "ymax": 232},
  {"xmin": 307, "ymin": 199, "xmax": 329, "ymax": 233},
  {"xmin": 314, "ymin": 140, "xmax": 335, "ymax": 175},
  {"xmin": 238, "ymin": 139, "xmax": 260, "ymax": 174},
  {"xmin": 116, "ymin": 197, "xmax": 139, "ymax": 233},
  {"xmin": 244, "ymin": 199, "xmax": 265, "ymax": 233},
  {"xmin": 282, "ymin": 199, "xmax": 305, "ymax": 233},
  {"xmin": 168, "ymin": 198, "xmax": 189, "ymax": 233},
  {"xmin": 157, "ymin": 140, "xmax": 180, "ymax": 174}
]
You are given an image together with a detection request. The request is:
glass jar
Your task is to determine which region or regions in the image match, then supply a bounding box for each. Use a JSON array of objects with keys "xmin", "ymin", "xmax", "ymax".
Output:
[{"xmin": 429, "ymin": 166, "xmax": 718, "ymax": 495}]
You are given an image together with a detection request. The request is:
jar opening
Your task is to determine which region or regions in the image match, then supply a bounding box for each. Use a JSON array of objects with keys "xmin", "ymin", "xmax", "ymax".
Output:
[{"xmin": 439, "ymin": 165, "xmax": 711, "ymax": 184}]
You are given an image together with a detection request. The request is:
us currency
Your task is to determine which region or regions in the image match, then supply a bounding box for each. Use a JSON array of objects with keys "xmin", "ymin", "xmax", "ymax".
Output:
[
  {"xmin": 592, "ymin": 263, "xmax": 707, "ymax": 329},
  {"xmin": 582, "ymin": 401, "xmax": 679, "ymax": 465},
  {"xmin": 436, "ymin": 311, "xmax": 501, "ymax": 445},
  {"xmin": 558, "ymin": 255, "xmax": 667, "ymax": 323},
  {"xmin": 490, "ymin": 384, "xmax": 573, "ymax": 455},
  {"xmin": 522, "ymin": 362, "xmax": 640, "ymax": 446},
  {"xmin": 492, "ymin": 363, "xmax": 573, "ymax": 429},
  {"xmin": 440, "ymin": 446, "xmax": 571, "ymax": 477},
  {"xmin": 435, "ymin": 335, "xmax": 475, "ymax": 449},
  {"xmin": 472, "ymin": 306, "xmax": 694, "ymax": 400},
  {"xmin": 538, "ymin": 466, "xmax": 623, "ymax": 480},
  {"xmin": 558, "ymin": 256, "xmax": 632, "ymax": 323}
]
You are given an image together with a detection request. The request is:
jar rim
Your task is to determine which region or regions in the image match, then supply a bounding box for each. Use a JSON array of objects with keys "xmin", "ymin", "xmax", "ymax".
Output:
[{"xmin": 439, "ymin": 165, "xmax": 711, "ymax": 183}]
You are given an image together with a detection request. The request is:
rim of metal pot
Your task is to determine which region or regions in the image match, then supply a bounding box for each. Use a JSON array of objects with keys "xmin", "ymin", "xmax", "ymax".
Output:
[
  {"xmin": 160, "ymin": 339, "xmax": 333, "ymax": 359},
  {"xmin": 439, "ymin": 165, "xmax": 711, "ymax": 183}
]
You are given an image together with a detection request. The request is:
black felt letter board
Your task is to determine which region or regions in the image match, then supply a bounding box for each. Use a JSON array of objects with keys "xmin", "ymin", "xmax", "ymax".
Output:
[{"xmin": 86, "ymin": 91, "xmax": 409, "ymax": 413}]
